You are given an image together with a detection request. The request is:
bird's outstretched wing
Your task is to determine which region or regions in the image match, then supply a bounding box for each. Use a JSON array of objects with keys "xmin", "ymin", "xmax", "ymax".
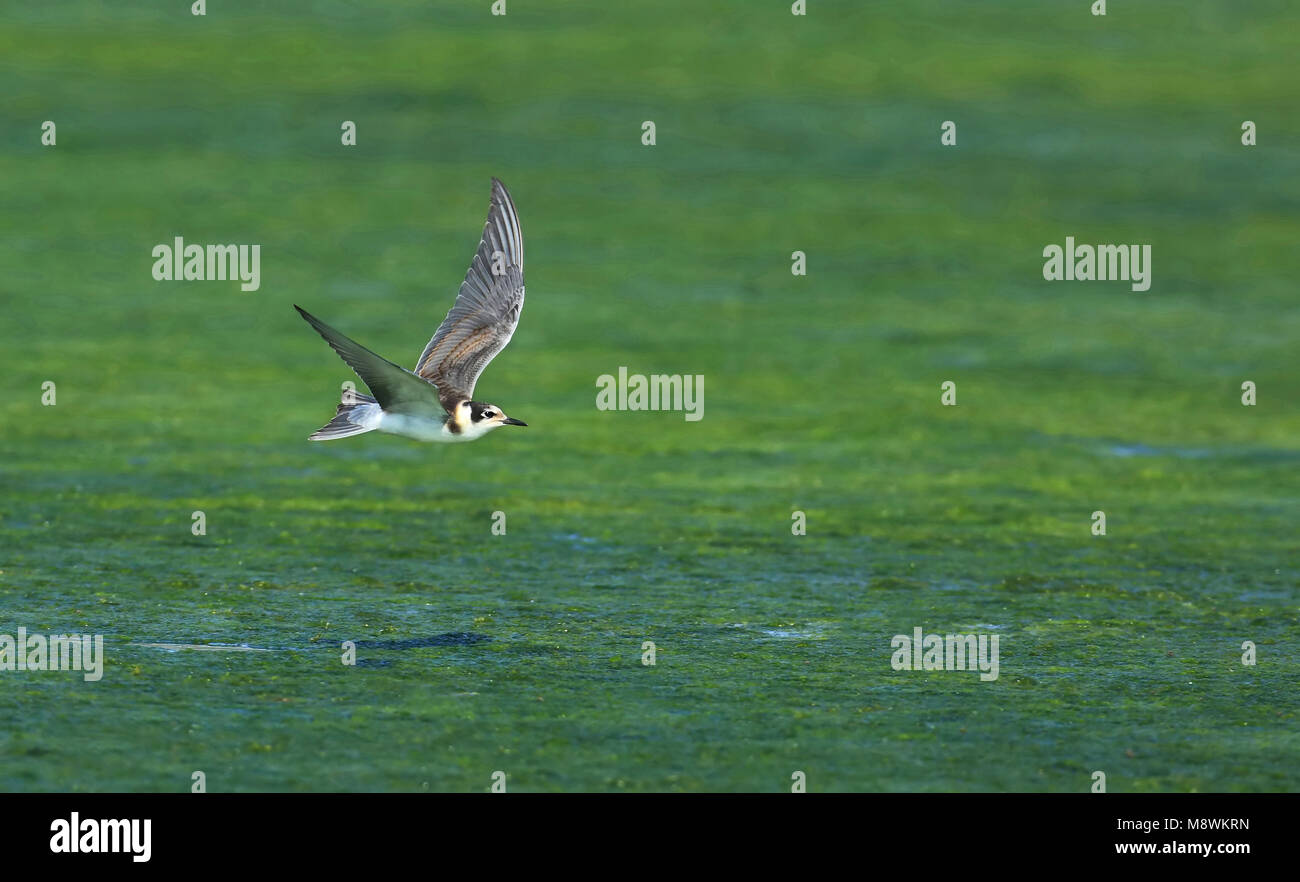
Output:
[
  {"xmin": 413, "ymin": 178, "xmax": 525, "ymax": 411},
  {"xmin": 295, "ymin": 305, "xmax": 444, "ymax": 418}
]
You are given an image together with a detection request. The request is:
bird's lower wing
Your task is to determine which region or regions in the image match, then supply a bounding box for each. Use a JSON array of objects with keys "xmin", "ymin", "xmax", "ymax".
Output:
[{"xmin": 295, "ymin": 305, "xmax": 445, "ymax": 418}]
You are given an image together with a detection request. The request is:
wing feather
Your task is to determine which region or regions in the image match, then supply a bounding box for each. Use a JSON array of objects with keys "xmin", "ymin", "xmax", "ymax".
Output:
[
  {"xmin": 414, "ymin": 178, "xmax": 525, "ymax": 411},
  {"xmin": 295, "ymin": 305, "xmax": 444, "ymax": 418}
]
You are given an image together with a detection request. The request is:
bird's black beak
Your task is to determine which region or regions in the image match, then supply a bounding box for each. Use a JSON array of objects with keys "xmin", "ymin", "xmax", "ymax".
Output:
[{"xmin": 503, "ymin": 417, "xmax": 527, "ymax": 427}]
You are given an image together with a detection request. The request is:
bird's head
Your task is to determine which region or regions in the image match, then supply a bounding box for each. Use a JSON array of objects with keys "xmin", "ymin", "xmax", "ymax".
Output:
[{"xmin": 468, "ymin": 401, "xmax": 527, "ymax": 431}]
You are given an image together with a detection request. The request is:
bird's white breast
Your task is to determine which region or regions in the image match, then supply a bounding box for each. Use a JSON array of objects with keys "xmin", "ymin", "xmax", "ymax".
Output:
[{"xmin": 377, "ymin": 411, "xmax": 493, "ymax": 443}]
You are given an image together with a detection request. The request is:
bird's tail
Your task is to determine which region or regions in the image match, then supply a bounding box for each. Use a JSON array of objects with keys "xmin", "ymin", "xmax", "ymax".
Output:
[{"xmin": 310, "ymin": 392, "xmax": 381, "ymax": 441}]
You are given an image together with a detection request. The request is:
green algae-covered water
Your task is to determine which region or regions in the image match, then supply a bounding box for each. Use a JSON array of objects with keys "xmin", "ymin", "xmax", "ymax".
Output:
[{"xmin": 1, "ymin": 1, "xmax": 1297, "ymax": 791}]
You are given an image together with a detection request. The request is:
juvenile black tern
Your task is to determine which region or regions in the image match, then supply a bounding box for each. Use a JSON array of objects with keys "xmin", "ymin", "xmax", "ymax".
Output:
[{"xmin": 295, "ymin": 178, "xmax": 528, "ymax": 443}]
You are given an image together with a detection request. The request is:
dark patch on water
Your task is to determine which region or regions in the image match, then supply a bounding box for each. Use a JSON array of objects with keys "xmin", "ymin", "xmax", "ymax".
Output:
[{"xmin": 354, "ymin": 632, "xmax": 492, "ymax": 650}]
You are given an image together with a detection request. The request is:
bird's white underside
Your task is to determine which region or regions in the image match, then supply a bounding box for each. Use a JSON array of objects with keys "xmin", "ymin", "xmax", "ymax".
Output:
[{"xmin": 365, "ymin": 405, "xmax": 500, "ymax": 443}]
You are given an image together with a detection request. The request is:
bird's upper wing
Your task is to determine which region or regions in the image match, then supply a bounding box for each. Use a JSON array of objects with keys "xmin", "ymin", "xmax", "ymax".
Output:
[
  {"xmin": 295, "ymin": 305, "xmax": 445, "ymax": 418},
  {"xmin": 413, "ymin": 178, "xmax": 525, "ymax": 411}
]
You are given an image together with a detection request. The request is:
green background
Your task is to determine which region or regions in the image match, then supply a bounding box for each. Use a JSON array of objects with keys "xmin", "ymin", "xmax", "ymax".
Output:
[{"xmin": 1, "ymin": 1, "xmax": 1297, "ymax": 791}]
